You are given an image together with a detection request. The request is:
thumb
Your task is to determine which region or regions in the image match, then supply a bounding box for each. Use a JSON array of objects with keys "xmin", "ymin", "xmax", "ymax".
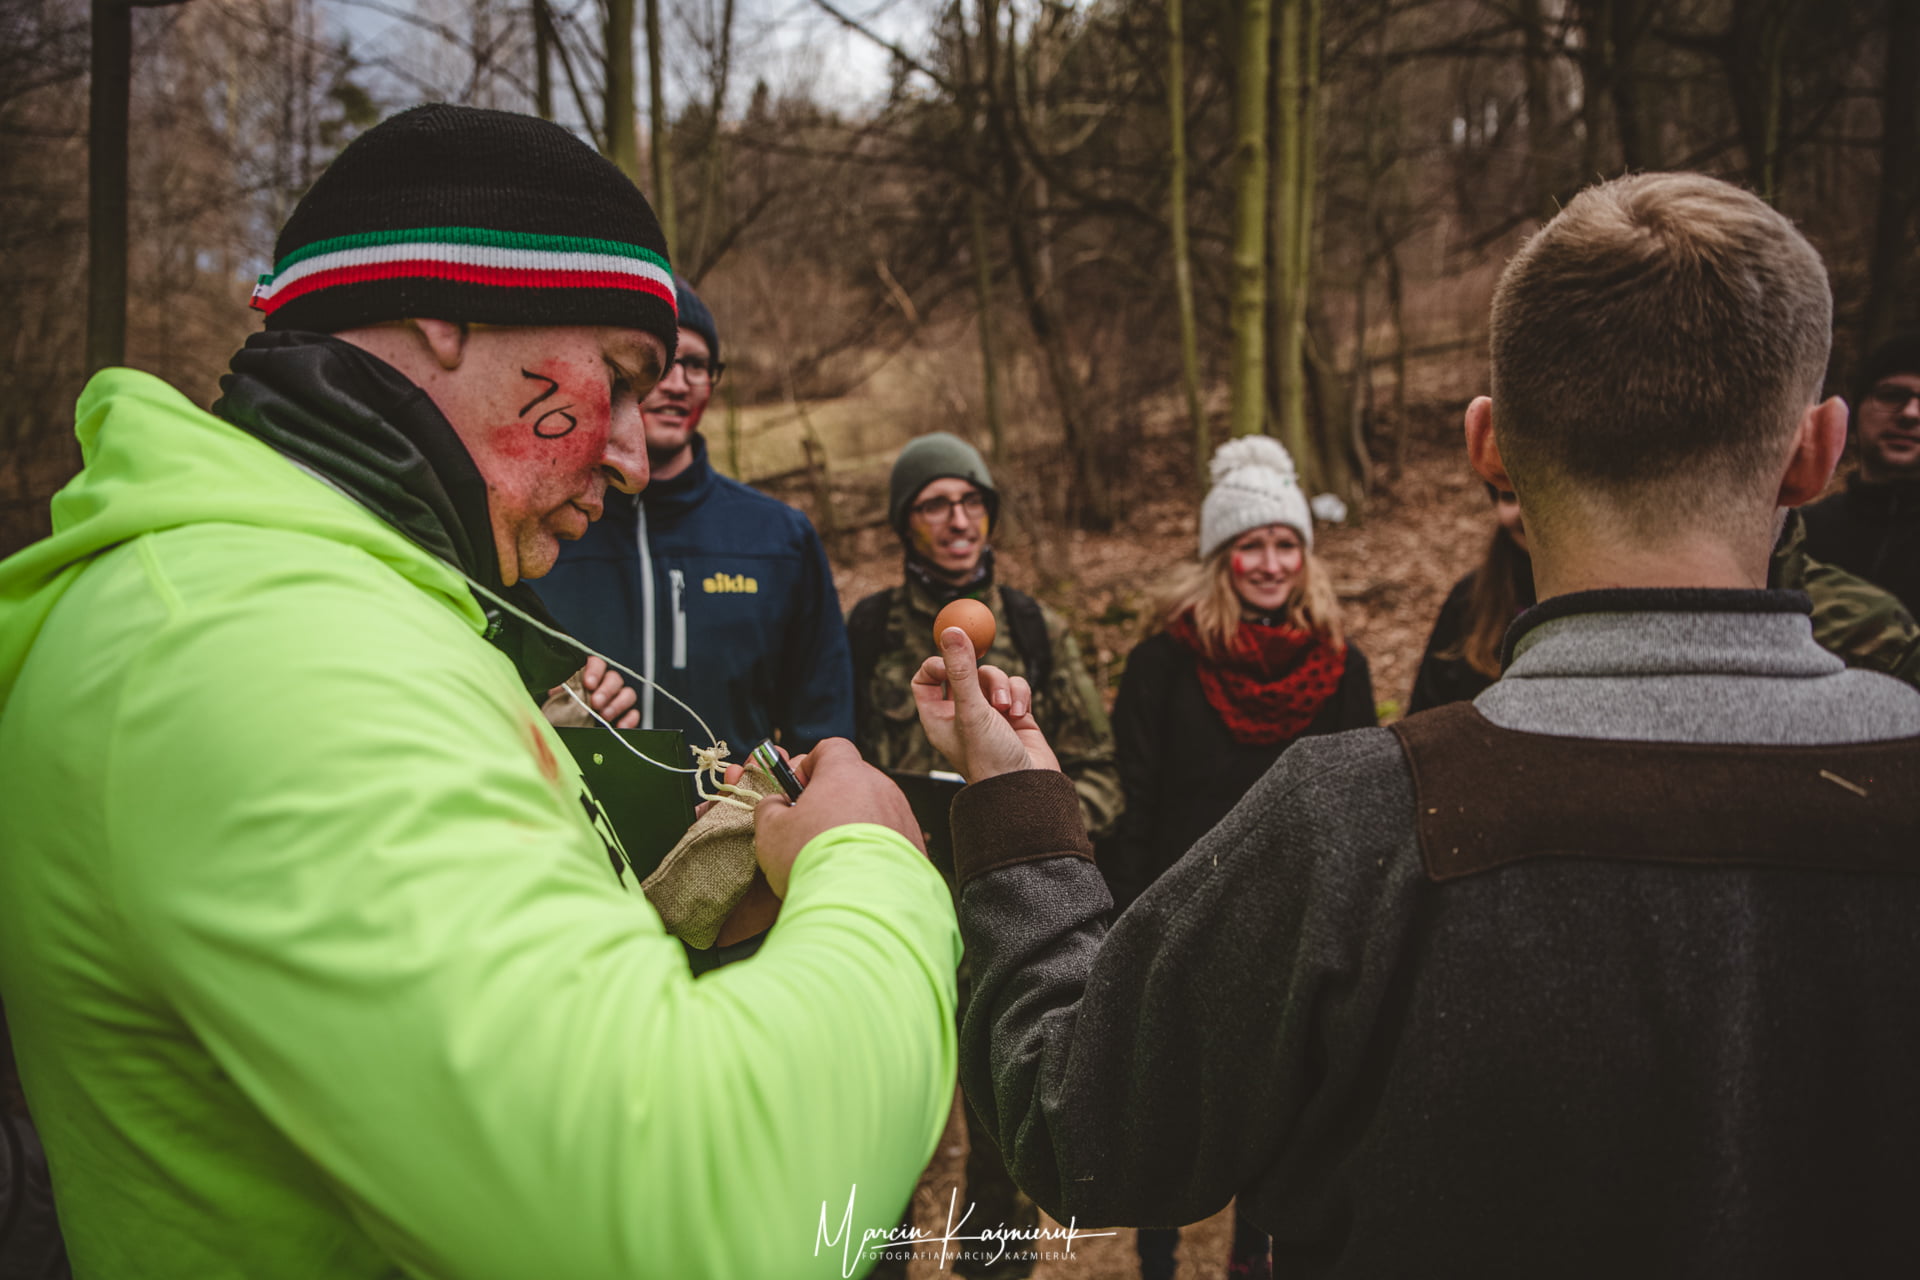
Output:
[{"xmin": 938, "ymin": 627, "xmax": 989, "ymax": 715}]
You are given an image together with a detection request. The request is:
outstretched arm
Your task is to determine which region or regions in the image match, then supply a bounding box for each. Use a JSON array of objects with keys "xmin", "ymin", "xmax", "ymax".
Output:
[{"xmin": 917, "ymin": 628, "xmax": 1421, "ymax": 1230}]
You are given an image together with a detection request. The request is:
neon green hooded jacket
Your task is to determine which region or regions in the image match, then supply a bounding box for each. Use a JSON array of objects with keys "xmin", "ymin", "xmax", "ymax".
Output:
[{"xmin": 0, "ymin": 368, "xmax": 959, "ymax": 1279}]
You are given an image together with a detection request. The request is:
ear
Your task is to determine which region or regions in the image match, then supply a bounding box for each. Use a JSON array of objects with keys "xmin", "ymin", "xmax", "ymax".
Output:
[
  {"xmin": 411, "ymin": 319, "xmax": 470, "ymax": 371},
  {"xmin": 1777, "ymin": 396, "xmax": 1848, "ymax": 508},
  {"xmin": 1464, "ymin": 396, "xmax": 1516, "ymax": 492}
]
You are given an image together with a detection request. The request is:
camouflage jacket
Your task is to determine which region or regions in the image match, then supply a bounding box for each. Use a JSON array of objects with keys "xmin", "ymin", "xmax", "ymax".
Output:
[
  {"xmin": 1774, "ymin": 508, "xmax": 1920, "ymax": 687},
  {"xmin": 849, "ymin": 578, "xmax": 1123, "ymax": 838}
]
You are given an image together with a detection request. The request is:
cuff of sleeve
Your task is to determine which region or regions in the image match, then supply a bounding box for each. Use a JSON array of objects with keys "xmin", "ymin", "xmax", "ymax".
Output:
[{"xmin": 950, "ymin": 769, "xmax": 1094, "ymax": 885}]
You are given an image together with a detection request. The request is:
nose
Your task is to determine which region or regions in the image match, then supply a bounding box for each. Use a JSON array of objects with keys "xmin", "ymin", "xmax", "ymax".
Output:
[
  {"xmin": 947, "ymin": 502, "xmax": 974, "ymax": 531},
  {"xmin": 601, "ymin": 401, "xmax": 650, "ymax": 495}
]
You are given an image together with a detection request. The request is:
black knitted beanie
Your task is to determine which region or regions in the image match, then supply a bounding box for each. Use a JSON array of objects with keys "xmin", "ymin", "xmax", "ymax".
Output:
[
  {"xmin": 1855, "ymin": 331, "xmax": 1920, "ymax": 403},
  {"xmin": 250, "ymin": 104, "xmax": 677, "ymax": 356},
  {"xmin": 673, "ymin": 275, "xmax": 720, "ymax": 364}
]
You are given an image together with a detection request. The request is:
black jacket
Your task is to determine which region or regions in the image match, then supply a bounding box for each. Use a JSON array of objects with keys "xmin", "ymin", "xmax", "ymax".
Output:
[
  {"xmin": 1102, "ymin": 631, "xmax": 1374, "ymax": 910},
  {"xmin": 1407, "ymin": 557, "xmax": 1535, "ymax": 714},
  {"xmin": 1799, "ymin": 474, "xmax": 1920, "ymax": 618}
]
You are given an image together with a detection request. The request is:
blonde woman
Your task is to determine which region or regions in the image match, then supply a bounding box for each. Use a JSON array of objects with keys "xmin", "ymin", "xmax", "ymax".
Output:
[{"xmin": 1104, "ymin": 436, "xmax": 1374, "ymax": 1280}]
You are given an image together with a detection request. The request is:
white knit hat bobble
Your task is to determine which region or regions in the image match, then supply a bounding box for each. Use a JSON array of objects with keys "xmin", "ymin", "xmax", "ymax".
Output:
[{"xmin": 1199, "ymin": 435, "xmax": 1315, "ymax": 558}]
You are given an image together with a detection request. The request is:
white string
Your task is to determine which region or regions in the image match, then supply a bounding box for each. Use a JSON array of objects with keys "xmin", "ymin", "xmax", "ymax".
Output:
[
  {"xmin": 558, "ymin": 684, "xmax": 756, "ymax": 810},
  {"xmin": 558, "ymin": 683, "xmax": 703, "ymax": 774},
  {"xmin": 280, "ymin": 456, "xmax": 743, "ymax": 786},
  {"xmin": 462, "ymin": 575, "xmax": 731, "ymax": 765}
]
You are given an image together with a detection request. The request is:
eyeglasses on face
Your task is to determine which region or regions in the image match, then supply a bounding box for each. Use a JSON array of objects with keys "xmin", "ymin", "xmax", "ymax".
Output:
[
  {"xmin": 669, "ymin": 355, "xmax": 725, "ymax": 386},
  {"xmin": 1867, "ymin": 383, "xmax": 1920, "ymax": 410},
  {"xmin": 912, "ymin": 491, "xmax": 989, "ymax": 522}
]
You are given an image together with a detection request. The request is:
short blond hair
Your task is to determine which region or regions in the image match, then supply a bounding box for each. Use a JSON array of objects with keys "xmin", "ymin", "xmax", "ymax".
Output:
[
  {"xmin": 1490, "ymin": 172, "xmax": 1831, "ymax": 515},
  {"xmin": 1151, "ymin": 544, "xmax": 1344, "ymax": 658}
]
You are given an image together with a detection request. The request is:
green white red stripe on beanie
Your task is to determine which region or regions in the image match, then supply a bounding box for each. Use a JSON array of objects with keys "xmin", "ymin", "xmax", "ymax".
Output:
[{"xmin": 250, "ymin": 226, "xmax": 675, "ymax": 317}]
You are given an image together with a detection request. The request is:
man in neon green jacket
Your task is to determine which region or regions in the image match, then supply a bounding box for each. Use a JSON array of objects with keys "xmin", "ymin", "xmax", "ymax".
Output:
[{"xmin": 0, "ymin": 105, "xmax": 958, "ymax": 1279}]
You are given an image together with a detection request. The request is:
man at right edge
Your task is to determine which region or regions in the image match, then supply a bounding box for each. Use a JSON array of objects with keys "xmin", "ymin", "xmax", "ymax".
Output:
[{"xmin": 912, "ymin": 172, "xmax": 1920, "ymax": 1276}]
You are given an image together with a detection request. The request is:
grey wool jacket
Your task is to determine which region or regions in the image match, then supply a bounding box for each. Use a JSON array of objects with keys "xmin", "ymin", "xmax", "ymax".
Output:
[{"xmin": 951, "ymin": 588, "xmax": 1920, "ymax": 1278}]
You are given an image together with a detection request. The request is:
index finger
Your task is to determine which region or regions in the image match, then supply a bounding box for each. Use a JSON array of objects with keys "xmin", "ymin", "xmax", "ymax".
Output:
[
  {"xmin": 912, "ymin": 654, "xmax": 950, "ymax": 690},
  {"xmin": 801, "ymin": 737, "xmax": 861, "ymax": 779}
]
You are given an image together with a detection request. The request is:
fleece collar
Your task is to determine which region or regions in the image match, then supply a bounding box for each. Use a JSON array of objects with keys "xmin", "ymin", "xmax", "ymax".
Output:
[{"xmin": 213, "ymin": 331, "xmax": 583, "ymax": 695}]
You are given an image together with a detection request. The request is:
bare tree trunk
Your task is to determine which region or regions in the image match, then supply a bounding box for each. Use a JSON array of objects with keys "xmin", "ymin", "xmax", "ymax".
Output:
[
  {"xmin": 605, "ymin": 0, "xmax": 641, "ymax": 179},
  {"xmin": 1347, "ymin": 0, "xmax": 1388, "ymax": 497},
  {"xmin": 1754, "ymin": 5, "xmax": 1790, "ymax": 202},
  {"xmin": 1577, "ymin": 0, "xmax": 1609, "ymax": 177},
  {"xmin": 1228, "ymin": 0, "xmax": 1272, "ymax": 438},
  {"xmin": 1517, "ymin": 0, "xmax": 1556, "ymax": 217},
  {"xmin": 1166, "ymin": 0, "xmax": 1207, "ymax": 485},
  {"xmin": 1723, "ymin": 0, "xmax": 1799, "ymax": 203},
  {"xmin": 960, "ymin": 0, "xmax": 1005, "ymax": 465},
  {"xmin": 1864, "ymin": 0, "xmax": 1919, "ymax": 349},
  {"xmin": 1606, "ymin": 0, "xmax": 1656, "ymax": 170},
  {"xmin": 969, "ymin": 188, "xmax": 1007, "ymax": 464},
  {"xmin": 789, "ymin": 375, "xmax": 839, "ymax": 552},
  {"xmin": 688, "ymin": 0, "xmax": 735, "ymax": 275},
  {"xmin": 983, "ymin": 0, "xmax": 1108, "ymax": 528},
  {"xmin": 532, "ymin": 0, "xmax": 553, "ymax": 119},
  {"xmin": 1573, "ymin": 0, "xmax": 1650, "ymax": 173},
  {"xmin": 88, "ymin": 0, "xmax": 132, "ymax": 375},
  {"xmin": 645, "ymin": 0, "xmax": 677, "ymax": 249},
  {"xmin": 1271, "ymin": 0, "xmax": 1321, "ymax": 488},
  {"xmin": 1381, "ymin": 206, "xmax": 1409, "ymax": 479}
]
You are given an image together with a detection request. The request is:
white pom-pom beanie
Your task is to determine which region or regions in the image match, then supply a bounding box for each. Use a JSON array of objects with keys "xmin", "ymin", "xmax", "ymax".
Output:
[{"xmin": 1199, "ymin": 435, "xmax": 1314, "ymax": 557}]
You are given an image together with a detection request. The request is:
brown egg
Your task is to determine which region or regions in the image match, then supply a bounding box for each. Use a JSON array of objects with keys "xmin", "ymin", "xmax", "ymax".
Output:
[{"xmin": 933, "ymin": 598, "xmax": 996, "ymax": 659}]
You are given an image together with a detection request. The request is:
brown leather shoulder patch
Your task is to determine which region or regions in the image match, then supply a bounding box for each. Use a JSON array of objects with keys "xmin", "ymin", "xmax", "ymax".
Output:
[{"xmin": 1389, "ymin": 702, "xmax": 1920, "ymax": 882}]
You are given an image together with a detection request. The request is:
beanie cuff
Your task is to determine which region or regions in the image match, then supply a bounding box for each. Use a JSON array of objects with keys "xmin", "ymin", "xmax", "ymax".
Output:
[{"xmin": 252, "ymin": 228, "xmax": 677, "ymax": 354}]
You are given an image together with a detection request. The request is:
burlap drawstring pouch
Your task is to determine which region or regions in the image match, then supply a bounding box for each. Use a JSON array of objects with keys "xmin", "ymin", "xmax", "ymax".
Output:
[{"xmin": 641, "ymin": 758, "xmax": 775, "ymax": 949}]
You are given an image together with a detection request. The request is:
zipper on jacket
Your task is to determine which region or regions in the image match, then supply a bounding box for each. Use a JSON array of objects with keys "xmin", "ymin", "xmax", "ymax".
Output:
[
  {"xmin": 636, "ymin": 505, "xmax": 656, "ymax": 729},
  {"xmin": 669, "ymin": 568, "xmax": 687, "ymax": 670}
]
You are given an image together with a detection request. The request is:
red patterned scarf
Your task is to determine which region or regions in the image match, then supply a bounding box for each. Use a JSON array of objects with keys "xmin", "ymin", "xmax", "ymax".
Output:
[{"xmin": 1166, "ymin": 610, "xmax": 1347, "ymax": 745}]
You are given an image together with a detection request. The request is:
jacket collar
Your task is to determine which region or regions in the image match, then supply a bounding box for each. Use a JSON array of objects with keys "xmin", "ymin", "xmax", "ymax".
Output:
[
  {"xmin": 1501, "ymin": 587, "xmax": 1815, "ymax": 672},
  {"xmin": 644, "ymin": 434, "xmax": 718, "ymax": 514},
  {"xmin": 212, "ymin": 330, "xmax": 584, "ymax": 694}
]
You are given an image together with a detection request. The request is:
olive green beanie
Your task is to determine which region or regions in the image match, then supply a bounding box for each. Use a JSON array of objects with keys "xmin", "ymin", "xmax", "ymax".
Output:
[{"xmin": 888, "ymin": 432, "xmax": 999, "ymax": 533}]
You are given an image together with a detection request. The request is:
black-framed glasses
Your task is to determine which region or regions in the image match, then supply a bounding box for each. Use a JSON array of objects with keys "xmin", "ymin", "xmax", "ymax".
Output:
[
  {"xmin": 911, "ymin": 491, "xmax": 988, "ymax": 522},
  {"xmin": 1867, "ymin": 383, "xmax": 1920, "ymax": 410},
  {"xmin": 670, "ymin": 355, "xmax": 725, "ymax": 387}
]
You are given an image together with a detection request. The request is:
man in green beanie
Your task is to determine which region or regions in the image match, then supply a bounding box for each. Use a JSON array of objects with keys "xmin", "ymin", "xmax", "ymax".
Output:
[{"xmin": 849, "ymin": 432, "xmax": 1120, "ymax": 839}]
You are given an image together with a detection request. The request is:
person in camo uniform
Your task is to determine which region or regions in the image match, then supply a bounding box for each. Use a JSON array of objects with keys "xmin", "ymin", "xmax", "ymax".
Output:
[
  {"xmin": 848, "ymin": 432, "xmax": 1121, "ymax": 839},
  {"xmin": 1773, "ymin": 507, "xmax": 1920, "ymax": 685},
  {"xmin": 849, "ymin": 432, "xmax": 1118, "ymax": 1280}
]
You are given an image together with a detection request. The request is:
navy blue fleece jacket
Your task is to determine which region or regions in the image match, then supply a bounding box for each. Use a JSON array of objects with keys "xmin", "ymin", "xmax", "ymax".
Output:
[{"xmin": 535, "ymin": 435, "xmax": 854, "ymax": 755}]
